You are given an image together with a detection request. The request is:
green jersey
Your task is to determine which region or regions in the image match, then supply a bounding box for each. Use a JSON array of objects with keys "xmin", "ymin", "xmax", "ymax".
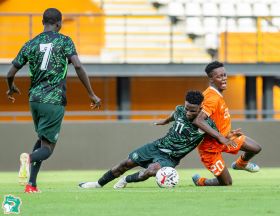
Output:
[
  {"xmin": 12, "ymin": 31, "xmax": 77, "ymax": 106},
  {"xmin": 156, "ymin": 105, "xmax": 217, "ymax": 158}
]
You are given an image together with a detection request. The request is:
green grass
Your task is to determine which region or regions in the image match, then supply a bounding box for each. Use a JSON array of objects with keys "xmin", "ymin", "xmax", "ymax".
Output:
[{"xmin": 1, "ymin": 168, "xmax": 280, "ymax": 216}]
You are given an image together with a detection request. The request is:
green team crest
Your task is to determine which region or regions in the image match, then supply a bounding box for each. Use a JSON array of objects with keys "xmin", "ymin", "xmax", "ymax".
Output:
[{"xmin": 2, "ymin": 195, "xmax": 22, "ymax": 214}]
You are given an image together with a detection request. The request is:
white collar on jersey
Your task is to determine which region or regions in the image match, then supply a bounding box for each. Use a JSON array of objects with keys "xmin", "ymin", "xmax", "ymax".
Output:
[{"xmin": 209, "ymin": 86, "xmax": 223, "ymax": 97}]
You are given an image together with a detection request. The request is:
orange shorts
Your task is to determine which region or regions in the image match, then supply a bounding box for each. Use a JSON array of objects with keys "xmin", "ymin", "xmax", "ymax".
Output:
[{"xmin": 198, "ymin": 135, "xmax": 245, "ymax": 176}]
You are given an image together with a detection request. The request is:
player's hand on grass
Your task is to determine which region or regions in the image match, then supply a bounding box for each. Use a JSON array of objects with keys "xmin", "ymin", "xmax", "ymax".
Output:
[
  {"xmin": 6, "ymin": 85, "xmax": 21, "ymax": 103},
  {"xmin": 89, "ymin": 94, "xmax": 101, "ymax": 109}
]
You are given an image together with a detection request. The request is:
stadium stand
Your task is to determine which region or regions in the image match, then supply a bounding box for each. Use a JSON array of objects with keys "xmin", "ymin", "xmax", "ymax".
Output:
[
  {"xmin": 1, "ymin": 0, "xmax": 280, "ymax": 120},
  {"xmin": 0, "ymin": 0, "xmax": 105, "ymax": 60},
  {"xmin": 149, "ymin": 0, "xmax": 280, "ymax": 63},
  {"xmin": 100, "ymin": 0, "xmax": 211, "ymax": 63}
]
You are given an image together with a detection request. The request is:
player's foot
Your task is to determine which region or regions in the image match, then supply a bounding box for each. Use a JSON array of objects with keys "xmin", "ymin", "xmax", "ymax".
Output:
[
  {"xmin": 24, "ymin": 184, "xmax": 41, "ymax": 193},
  {"xmin": 78, "ymin": 182, "xmax": 102, "ymax": 189},
  {"xmin": 19, "ymin": 153, "xmax": 30, "ymax": 185},
  {"xmin": 231, "ymin": 161, "xmax": 260, "ymax": 173},
  {"xmin": 113, "ymin": 176, "xmax": 127, "ymax": 189},
  {"xmin": 192, "ymin": 174, "xmax": 206, "ymax": 186}
]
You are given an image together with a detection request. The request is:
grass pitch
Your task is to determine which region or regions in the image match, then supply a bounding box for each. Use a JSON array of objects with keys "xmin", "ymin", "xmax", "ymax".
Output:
[{"xmin": 1, "ymin": 168, "xmax": 280, "ymax": 216}]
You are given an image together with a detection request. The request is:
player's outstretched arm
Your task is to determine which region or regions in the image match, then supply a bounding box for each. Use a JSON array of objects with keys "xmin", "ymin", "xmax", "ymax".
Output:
[
  {"xmin": 6, "ymin": 65, "xmax": 21, "ymax": 103},
  {"xmin": 193, "ymin": 111, "xmax": 237, "ymax": 148},
  {"xmin": 70, "ymin": 55, "xmax": 101, "ymax": 109},
  {"xmin": 154, "ymin": 111, "xmax": 175, "ymax": 125}
]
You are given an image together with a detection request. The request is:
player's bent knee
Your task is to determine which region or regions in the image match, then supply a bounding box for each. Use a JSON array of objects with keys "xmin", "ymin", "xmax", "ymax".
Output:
[
  {"xmin": 255, "ymin": 144, "xmax": 262, "ymax": 154},
  {"xmin": 221, "ymin": 180, "xmax": 232, "ymax": 186},
  {"xmin": 147, "ymin": 170, "xmax": 157, "ymax": 177},
  {"xmin": 148, "ymin": 162, "xmax": 161, "ymax": 171}
]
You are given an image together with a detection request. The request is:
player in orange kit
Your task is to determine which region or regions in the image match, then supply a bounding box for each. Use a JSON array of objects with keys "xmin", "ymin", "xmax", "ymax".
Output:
[{"xmin": 192, "ymin": 61, "xmax": 262, "ymax": 186}]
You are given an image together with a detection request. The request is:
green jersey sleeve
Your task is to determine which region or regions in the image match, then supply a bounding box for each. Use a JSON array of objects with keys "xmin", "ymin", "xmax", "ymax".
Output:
[
  {"xmin": 12, "ymin": 43, "xmax": 29, "ymax": 69},
  {"xmin": 63, "ymin": 36, "xmax": 77, "ymax": 59}
]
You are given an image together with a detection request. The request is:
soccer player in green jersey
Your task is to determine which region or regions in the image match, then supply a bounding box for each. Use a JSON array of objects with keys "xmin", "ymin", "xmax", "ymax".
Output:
[
  {"xmin": 79, "ymin": 90, "xmax": 217, "ymax": 189},
  {"xmin": 6, "ymin": 8, "xmax": 101, "ymax": 193}
]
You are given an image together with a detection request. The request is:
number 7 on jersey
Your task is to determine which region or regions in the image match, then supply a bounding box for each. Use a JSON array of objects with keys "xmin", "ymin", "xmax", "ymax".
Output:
[{"xmin": 40, "ymin": 43, "xmax": 53, "ymax": 70}]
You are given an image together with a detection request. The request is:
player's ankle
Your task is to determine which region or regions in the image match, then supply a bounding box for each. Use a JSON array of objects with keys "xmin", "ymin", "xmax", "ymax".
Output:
[
  {"xmin": 236, "ymin": 156, "xmax": 248, "ymax": 168},
  {"xmin": 197, "ymin": 177, "xmax": 207, "ymax": 186}
]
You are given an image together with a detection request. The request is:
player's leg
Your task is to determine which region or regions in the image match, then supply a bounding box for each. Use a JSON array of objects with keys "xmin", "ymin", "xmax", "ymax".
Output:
[
  {"xmin": 24, "ymin": 103, "xmax": 64, "ymax": 193},
  {"xmin": 114, "ymin": 142, "xmax": 170, "ymax": 189},
  {"xmin": 18, "ymin": 140, "xmax": 41, "ymax": 185},
  {"xmin": 27, "ymin": 138, "xmax": 54, "ymax": 189},
  {"xmin": 19, "ymin": 139, "xmax": 41, "ymax": 185},
  {"xmin": 231, "ymin": 136, "xmax": 261, "ymax": 172},
  {"xmin": 19, "ymin": 103, "xmax": 41, "ymax": 185},
  {"xmin": 193, "ymin": 151, "xmax": 232, "ymax": 186},
  {"xmin": 115, "ymin": 149, "xmax": 179, "ymax": 189},
  {"xmin": 114, "ymin": 162, "xmax": 161, "ymax": 189},
  {"xmin": 79, "ymin": 143, "xmax": 149, "ymax": 189},
  {"xmin": 193, "ymin": 167, "xmax": 232, "ymax": 186},
  {"xmin": 126, "ymin": 162, "xmax": 161, "ymax": 183},
  {"xmin": 79, "ymin": 158, "xmax": 138, "ymax": 188},
  {"xmin": 100, "ymin": 158, "xmax": 138, "ymax": 187}
]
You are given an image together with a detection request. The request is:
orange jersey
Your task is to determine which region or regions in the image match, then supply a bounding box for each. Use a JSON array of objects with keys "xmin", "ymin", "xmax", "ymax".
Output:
[{"xmin": 199, "ymin": 86, "xmax": 231, "ymax": 152}]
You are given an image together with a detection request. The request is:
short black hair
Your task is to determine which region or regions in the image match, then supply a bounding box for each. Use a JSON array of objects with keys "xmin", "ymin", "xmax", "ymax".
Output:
[
  {"xmin": 205, "ymin": 61, "xmax": 224, "ymax": 76},
  {"xmin": 43, "ymin": 8, "xmax": 62, "ymax": 25},
  {"xmin": 185, "ymin": 90, "xmax": 204, "ymax": 105}
]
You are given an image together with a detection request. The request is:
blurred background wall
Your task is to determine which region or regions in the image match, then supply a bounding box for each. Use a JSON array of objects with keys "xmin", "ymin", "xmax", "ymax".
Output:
[{"xmin": 0, "ymin": 121, "xmax": 277, "ymax": 171}]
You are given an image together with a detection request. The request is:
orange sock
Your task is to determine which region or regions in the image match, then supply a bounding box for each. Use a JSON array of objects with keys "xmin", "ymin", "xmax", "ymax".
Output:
[
  {"xmin": 197, "ymin": 177, "xmax": 207, "ymax": 186},
  {"xmin": 236, "ymin": 156, "xmax": 248, "ymax": 168}
]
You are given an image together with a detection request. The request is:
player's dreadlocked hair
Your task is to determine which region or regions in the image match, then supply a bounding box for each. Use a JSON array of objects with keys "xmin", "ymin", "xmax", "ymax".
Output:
[
  {"xmin": 43, "ymin": 8, "xmax": 62, "ymax": 25},
  {"xmin": 205, "ymin": 61, "xmax": 224, "ymax": 77},
  {"xmin": 185, "ymin": 90, "xmax": 204, "ymax": 105}
]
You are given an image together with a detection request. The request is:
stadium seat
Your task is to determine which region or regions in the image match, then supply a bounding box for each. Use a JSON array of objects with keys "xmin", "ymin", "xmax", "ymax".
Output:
[
  {"xmin": 219, "ymin": 18, "xmax": 238, "ymax": 32},
  {"xmin": 184, "ymin": 2, "xmax": 202, "ymax": 16},
  {"xmin": 237, "ymin": 18, "xmax": 256, "ymax": 32},
  {"xmin": 252, "ymin": 2, "xmax": 269, "ymax": 16},
  {"xmin": 272, "ymin": 17, "xmax": 280, "ymax": 29},
  {"xmin": 219, "ymin": 2, "xmax": 236, "ymax": 16},
  {"xmin": 185, "ymin": 17, "xmax": 204, "ymax": 36},
  {"xmin": 236, "ymin": 2, "xmax": 253, "ymax": 16},
  {"xmin": 270, "ymin": 2, "xmax": 280, "ymax": 16},
  {"xmin": 167, "ymin": 0, "xmax": 185, "ymax": 22},
  {"xmin": 203, "ymin": 17, "xmax": 219, "ymax": 34},
  {"xmin": 202, "ymin": 2, "xmax": 219, "ymax": 16}
]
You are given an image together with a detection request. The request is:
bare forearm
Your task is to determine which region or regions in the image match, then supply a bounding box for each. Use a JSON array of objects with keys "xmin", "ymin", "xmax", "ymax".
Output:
[
  {"xmin": 155, "ymin": 112, "xmax": 174, "ymax": 125},
  {"xmin": 193, "ymin": 118, "xmax": 222, "ymax": 140},
  {"xmin": 164, "ymin": 112, "xmax": 175, "ymax": 124},
  {"xmin": 7, "ymin": 76, "xmax": 14, "ymax": 90},
  {"xmin": 75, "ymin": 66, "xmax": 95, "ymax": 96},
  {"xmin": 70, "ymin": 55, "xmax": 101, "ymax": 108},
  {"xmin": 7, "ymin": 65, "xmax": 18, "ymax": 90},
  {"xmin": 193, "ymin": 111, "xmax": 224, "ymax": 142}
]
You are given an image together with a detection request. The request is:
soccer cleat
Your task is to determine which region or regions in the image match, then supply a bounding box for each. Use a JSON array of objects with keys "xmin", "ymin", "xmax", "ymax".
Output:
[
  {"xmin": 18, "ymin": 153, "xmax": 30, "ymax": 185},
  {"xmin": 192, "ymin": 174, "xmax": 206, "ymax": 186},
  {"xmin": 78, "ymin": 182, "xmax": 102, "ymax": 189},
  {"xmin": 231, "ymin": 161, "xmax": 260, "ymax": 173},
  {"xmin": 24, "ymin": 184, "xmax": 41, "ymax": 193},
  {"xmin": 113, "ymin": 176, "xmax": 127, "ymax": 189}
]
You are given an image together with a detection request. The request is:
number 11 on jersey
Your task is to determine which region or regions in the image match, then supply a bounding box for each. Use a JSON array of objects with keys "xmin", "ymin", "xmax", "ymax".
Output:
[
  {"xmin": 175, "ymin": 122, "xmax": 184, "ymax": 134},
  {"xmin": 40, "ymin": 43, "xmax": 53, "ymax": 70}
]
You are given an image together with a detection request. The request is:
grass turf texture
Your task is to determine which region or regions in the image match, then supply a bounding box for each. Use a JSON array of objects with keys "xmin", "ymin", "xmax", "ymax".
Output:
[{"xmin": 1, "ymin": 168, "xmax": 280, "ymax": 216}]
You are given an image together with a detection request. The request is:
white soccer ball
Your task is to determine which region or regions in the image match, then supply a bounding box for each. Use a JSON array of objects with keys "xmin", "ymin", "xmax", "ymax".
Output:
[{"xmin": 156, "ymin": 167, "xmax": 179, "ymax": 188}]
